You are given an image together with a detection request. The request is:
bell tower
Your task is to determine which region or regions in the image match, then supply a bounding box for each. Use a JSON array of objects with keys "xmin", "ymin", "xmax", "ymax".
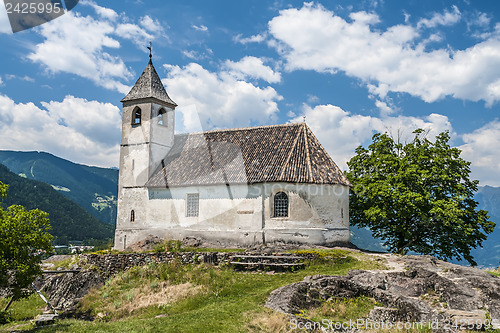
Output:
[{"xmin": 118, "ymin": 58, "xmax": 177, "ymax": 188}]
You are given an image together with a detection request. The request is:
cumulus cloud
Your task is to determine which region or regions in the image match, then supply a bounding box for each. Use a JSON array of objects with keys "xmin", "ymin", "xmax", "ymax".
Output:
[
  {"xmin": 268, "ymin": 3, "xmax": 500, "ymax": 106},
  {"xmin": 81, "ymin": 0, "xmax": 119, "ymax": 20},
  {"xmin": 0, "ymin": 94, "xmax": 120, "ymax": 167},
  {"xmin": 417, "ymin": 6, "xmax": 461, "ymax": 29},
  {"xmin": 293, "ymin": 104, "xmax": 452, "ymax": 171},
  {"xmin": 460, "ymin": 120, "xmax": 500, "ymax": 186},
  {"xmin": 162, "ymin": 62, "xmax": 282, "ymax": 132},
  {"xmin": 27, "ymin": 3, "xmax": 165, "ymax": 94},
  {"xmin": 115, "ymin": 22, "xmax": 154, "ymax": 47},
  {"xmin": 224, "ymin": 56, "xmax": 281, "ymax": 83},
  {"xmin": 234, "ymin": 33, "xmax": 267, "ymax": 44}
]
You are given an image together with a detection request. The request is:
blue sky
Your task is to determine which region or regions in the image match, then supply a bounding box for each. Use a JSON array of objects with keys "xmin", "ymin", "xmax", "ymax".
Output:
[{"xmin": 0, "ymin": 0, "xmax": 499, "ymax": 186}]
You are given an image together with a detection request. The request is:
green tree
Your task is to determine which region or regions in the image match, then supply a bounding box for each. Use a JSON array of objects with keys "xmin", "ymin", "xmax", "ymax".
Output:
[
  {"xmin": 0, "ymin": 181, "xmax": 53, "ymax": 306},
  {"xmin": 346, "ymin": 129, "xmax": 494, "ymax": 265}
]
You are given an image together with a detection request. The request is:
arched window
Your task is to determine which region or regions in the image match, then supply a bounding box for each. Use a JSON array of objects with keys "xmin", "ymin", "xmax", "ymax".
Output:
[
  {"xmin": 274, "ymin": 192, "xmax": 288, "ymax": 217},
  {"xmin": 158, "ymin": 108, "xmax": 166, "ymax": 126},
  {"xmin": 130, "ymin": 210, "xmax": 135, "ymax": 222},
  {"xmin": 133, "ymin": 107, "xmax": 141, "ymax": 125}
]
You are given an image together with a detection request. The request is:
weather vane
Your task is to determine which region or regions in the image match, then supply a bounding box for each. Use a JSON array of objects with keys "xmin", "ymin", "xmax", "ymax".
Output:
[{"xmin": 147, "ymin": 42, "xmax": 152, "ymax": 59}]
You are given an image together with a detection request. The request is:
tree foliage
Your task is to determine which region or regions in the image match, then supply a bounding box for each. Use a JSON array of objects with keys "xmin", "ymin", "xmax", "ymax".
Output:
[
  {"xmin": 0, "ymin": 181, "xmax": 53, "ymax": 300},
  {"xmin": 346, "ymin": 129, "xmax": 495, "ymax": 265}
]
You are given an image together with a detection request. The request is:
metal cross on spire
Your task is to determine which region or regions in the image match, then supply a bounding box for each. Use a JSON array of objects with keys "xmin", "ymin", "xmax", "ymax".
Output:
[{"xmin": 147, "ymin": 42, "xmax": 152, "ymax": 60}]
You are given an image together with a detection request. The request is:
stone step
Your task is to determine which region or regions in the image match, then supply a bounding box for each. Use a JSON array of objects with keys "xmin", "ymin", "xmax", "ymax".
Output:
[
  {"xmin": 230, "ymin": 262, "xmax": 304, "ymax": 267},
  {"xmin": 35, "ymin": 314, "xmax": 58, "ymax": 327},
  {"xmin": 231, "ymin": 255, "xmax": 303, "ymax": 261},
  {"xmin": 230, "ymin": 254, "xmax": 305, "ymax": 271}
]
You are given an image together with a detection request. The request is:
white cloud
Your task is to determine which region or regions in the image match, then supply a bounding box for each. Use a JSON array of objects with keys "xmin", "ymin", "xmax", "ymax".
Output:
[
  {"xmin": 224, "ymin": 56, "xmax": 281, "ymax": 83},
  {"xmin": 234, "ymin": 33, "xmax": 267, "ymax": 44},
  {"xmin": 460, "ymin": 120, "xmax": 500, "ymax": 186},
  {"xmin": 5, "ymin": 74, "xmax": 35, "ymax": 82},
  {"xmin": 192, "ymin": 24, "xmax": 208, "ymax": 32},
  {"xmin": 0, "ymin": 94, "xmax": 120, "ymax": 167},
  {"xmin": 349, "ymin": 11, "xmax": 380, "ymax": 25},
  {"xmin": 81, "ymin": 0, "xmax": 118, "ymax": 21},
  {"xmin": 27, "ymin": 4, "xmax": 166, "ymax": 94},
  {"xmin": 28, "ymin": 10, "xmax": 132, "ymax": 93},
  {"xmin": 417, "ymin": 6, "xmax": 461, "ymax": 29},
  {"xmin": 162, "ymin": 62, "xmax": 282, "ymax": 131},
  {"xmin": 294, "ymin": 104, "xmax": 452, "ymax": 171},
  {"xmin": 375, "ymin": 99, "xmax": 397, "ymax": 116},
  {"xmin": 115, "ymin": 22, "xmax": 154, "ymax": 47},
  {"xmin": 140, "ymin": 15, "xmax": 164, "ymax": 32},
  {"xmin": 268, "ymin": 3, "xmax": 500, "ymax": 106},
  {"xmin": 0, "ymin": 77, "xmax": 3, "ymax": 85},
  {"xmin": 0, "ymin": 0, "xmax": 11, "ymax": 34}
]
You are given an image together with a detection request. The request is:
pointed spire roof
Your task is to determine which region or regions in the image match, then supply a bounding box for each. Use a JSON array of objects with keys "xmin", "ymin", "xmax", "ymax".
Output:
[{"xmin": 121, "ymin": 59, "xmax": 177, "ymax": 106}]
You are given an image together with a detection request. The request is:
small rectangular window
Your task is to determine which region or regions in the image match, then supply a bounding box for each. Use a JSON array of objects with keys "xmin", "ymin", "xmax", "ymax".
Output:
[{"xmin": 186, "ymin": 193, "xmax": 199, "ymax": 217}]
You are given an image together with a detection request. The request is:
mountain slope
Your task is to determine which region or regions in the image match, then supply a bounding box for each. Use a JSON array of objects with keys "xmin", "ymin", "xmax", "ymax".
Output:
[
  {"xmin": 0, "ymin": 150, "xmax": 118, "ymax": 224},
  {"xmin": 0, "ymin": 163, "xmax": 114, "ymax": 243}
]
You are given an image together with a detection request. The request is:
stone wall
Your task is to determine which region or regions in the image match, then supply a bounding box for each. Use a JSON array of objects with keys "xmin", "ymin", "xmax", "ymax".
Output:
[{"xmin": 80, "ymin": 252, "xmax": 236, "ymax": 276}]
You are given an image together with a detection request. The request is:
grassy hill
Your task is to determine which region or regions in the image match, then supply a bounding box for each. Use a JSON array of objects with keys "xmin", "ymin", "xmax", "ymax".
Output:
[
  {"xmin": 0, "ymin": 150, "xmax": 118, "ymax": 225},
  {"xmin": 0, "ymin": 163, "xmax": 114, "ymax": 244},
  {"xmin": 0, "ymin": 249, "xmax": 385, "ymax": 332}
]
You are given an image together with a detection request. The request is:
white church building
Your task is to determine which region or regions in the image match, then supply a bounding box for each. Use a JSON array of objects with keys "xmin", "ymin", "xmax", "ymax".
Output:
[{"xmin": 114, "ymin": 58, "xmax": 351, "ymax": 250}]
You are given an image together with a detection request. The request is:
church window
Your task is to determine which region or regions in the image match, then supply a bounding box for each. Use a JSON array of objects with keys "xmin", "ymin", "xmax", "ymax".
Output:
[
  {"xmin": 130, "ymin": 210, "xmax": 135, "ymax": 222},
  {"xmin": 133, "ymin": 107, "xmax": 142, "ymax": 125},
  {"xmin": 158, "ymin": 108, "xmax": 167, "ymax": 126},
  {"xmin": 274, "ymin": 192, "xmax": 288, "ymax": 217},
  {"xmin": 186, "ymin": 193, "xmax": 199, "ymax": 217}
]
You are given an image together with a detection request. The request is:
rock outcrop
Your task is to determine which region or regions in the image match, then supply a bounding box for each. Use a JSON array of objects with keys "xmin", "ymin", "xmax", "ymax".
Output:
[
  {"xmin": 266, "ymin": 255, "xmax": 500, "ymax": 331},
  {"xmin": 35, "ymin": 269, "xmax": 106, "ymax": 315}
]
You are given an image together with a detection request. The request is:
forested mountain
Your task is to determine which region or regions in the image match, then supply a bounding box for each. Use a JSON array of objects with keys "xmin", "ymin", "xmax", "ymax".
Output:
[
  {"xmin": 0, "ymin": 150, "xmax": 118, "ymax": 225},
  {"xmin": 470, "ymin": 186, "xmax": 500, "ymax": 267},
  {"xmin": 0, "ymin": 164, "xmax": 114, "ymax": 244}
]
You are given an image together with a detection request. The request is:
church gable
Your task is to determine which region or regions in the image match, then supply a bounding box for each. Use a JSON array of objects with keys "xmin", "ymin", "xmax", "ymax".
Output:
[{"xmin": 145, "ymin": 122, "xmax": 351, "ymax": 187}]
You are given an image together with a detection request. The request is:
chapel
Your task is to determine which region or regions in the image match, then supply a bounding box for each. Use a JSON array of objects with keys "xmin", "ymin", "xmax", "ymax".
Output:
[{"xmin": 114, "ymin": 58, "xmax": 351, "ymax": 250}]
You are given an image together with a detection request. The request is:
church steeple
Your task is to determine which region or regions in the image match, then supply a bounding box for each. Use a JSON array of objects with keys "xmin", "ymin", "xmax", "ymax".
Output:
[
  {"xmin": 118, "ymin": 57, "xmax": 177, "ymax": 189},
  {"xmin": 121, "ymin": 59, "xmax": 177, "ymax": 108}
]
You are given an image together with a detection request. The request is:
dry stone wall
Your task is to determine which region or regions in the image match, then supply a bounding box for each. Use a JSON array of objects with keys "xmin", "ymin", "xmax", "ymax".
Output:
[{"xmin": 80, "ymin": 252, "xmax": 235, "ymax": 276}]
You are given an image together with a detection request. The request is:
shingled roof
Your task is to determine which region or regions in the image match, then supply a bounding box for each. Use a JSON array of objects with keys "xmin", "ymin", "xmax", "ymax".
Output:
[
  {"xmin": 146, "ymin": 123, "xmax": 351, "ymax": 188},
  {"xmin": 121, "ymin": 60, "xmax": 177, "ymax": 106}
]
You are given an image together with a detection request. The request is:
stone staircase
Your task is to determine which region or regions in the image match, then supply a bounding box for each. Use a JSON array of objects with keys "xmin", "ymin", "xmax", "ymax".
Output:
[{"xmin": 229, "ymin": 254, "xmax": 305, "ymax": 271}]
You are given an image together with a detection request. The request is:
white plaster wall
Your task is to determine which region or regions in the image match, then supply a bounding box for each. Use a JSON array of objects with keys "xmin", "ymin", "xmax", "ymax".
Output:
[
  {"xmin": 119, "ymin": 101, "xmax": 174, "ymax": 188},
  {"xmin": 262, "ymin": 183, "xmax": 350, "ymax": 244},
  {"xmin": 114, "ymin": 182, "xmax": 350, "ymax": 250},
  {"xmin": 115, "ymin": 187, "xmax": 150, "ymax": 249}
]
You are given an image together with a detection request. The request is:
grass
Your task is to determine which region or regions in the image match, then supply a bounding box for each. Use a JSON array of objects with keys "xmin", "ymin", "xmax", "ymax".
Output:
[
  {"xmin": 300, "ymin": 295, "xmax": 379, "ymax": 323},
  {"xmin": 0, "ymin": 293, "xmax": 47, "ymax": 331},
  {"xmin": 488, "ymin": 270, "xmax": 500, "ymax": 277}
]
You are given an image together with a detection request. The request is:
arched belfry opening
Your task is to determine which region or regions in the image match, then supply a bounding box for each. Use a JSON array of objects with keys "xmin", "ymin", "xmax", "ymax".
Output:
[
  {"xmin": 133, "ymin": 107, "xmax": 142, "ymax": 125},
  {"xmin": 158, "ymin": 108, "xmax": 167, "ymax": 126}
]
